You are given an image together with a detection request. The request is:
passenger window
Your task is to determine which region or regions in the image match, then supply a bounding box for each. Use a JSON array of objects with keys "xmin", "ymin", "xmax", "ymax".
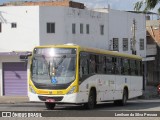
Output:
[
  {"xmin": 130, "ymin": 60, "xmax": 136, "ymax": 75},
  {"xmin": 122, "ymin": 59, "xmax": 129, "ymax": 75},
  {"xmin": 89, "ymin": 54, "xmax": 96, "ymax": 74},
  {"xmin": 96, "ymin": 55, "xmax": 104, "ymax": 74},
  {"xmin": 106, "ymin": 56, "xmax": 113, "ymax": 74},
  {"xmin": 80, "ymin": 52, "xmax": 89, "ymax": 78},
  {"xmin": 115, "ymin": 58, "xmax": 122, "ymax": 75},
  {"xmin": 136, "ymin": 61, "xmax": 141, "ymax": 76}
]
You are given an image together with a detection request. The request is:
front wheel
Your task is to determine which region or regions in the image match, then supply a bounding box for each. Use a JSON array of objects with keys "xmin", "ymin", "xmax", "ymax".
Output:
[
  {"xmin": 83, "ymin": 90, "xmax": 96, "ymax": 109},
  {"xmin": 45, "ymin": 102, "xmax": 55, "ymax": 110}
]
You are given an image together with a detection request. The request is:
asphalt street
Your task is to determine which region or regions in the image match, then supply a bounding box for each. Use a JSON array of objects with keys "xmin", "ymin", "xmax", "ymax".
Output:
[{"xmin": 0, "ymin": 99, "xmax": 160, "ymax": 120}]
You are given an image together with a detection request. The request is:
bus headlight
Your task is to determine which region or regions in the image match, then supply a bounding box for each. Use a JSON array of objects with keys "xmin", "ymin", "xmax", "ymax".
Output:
[
  {"xmin": 29, "ymin": 85, "xmax": 36, "ymax": 94},
  {"xmin": 67, "ymin": 86, "xmax": 76, "ymax": 94}
]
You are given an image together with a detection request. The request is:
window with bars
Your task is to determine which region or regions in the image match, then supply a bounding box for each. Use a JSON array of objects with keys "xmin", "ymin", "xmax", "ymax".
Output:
[
  {"xmin": 80, "ymin": 23, "xmax": 83, "ymax": 34},
  {"xmin": 47, "ymin": 23, "xmax": 55, "ymax": 33},
  {"xmin": 11, "ymin": 23, "xmax": 17, "ymax": 28},
  {"xmin": 86, "ymin": 24, "xmax": 89, "ymax": 34},
  {"xmin": 140, "ymin": 39, "xmax": 144, "ymax": 50},
  {"xmin": 123, "ymin": 38, "xmax": 128, "ymax": 51},
  {"xmin": 130, "ymin": 38, "xmax": 133, "ymax": 50},
  {"xmin": 100, "ymin": 25, "xmax": 104, "ymax": 35},
  {"xmin": 72, "ymin": 23, "xmax": 76, "ymax": 34},
  {"xmin": 113, "ymin": 38, "xmax": 119, "ymax": 51}
]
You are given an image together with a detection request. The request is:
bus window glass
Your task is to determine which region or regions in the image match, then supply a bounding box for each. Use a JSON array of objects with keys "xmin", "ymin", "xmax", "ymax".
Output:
[
  {"xmin": 103, "ymin": 56, "xmax": 107, "ymax": 73},
  {"xmin": 96, "ymin": 55, "xmax": 104, "ymax": 74},
  {"xmin": 106, "ymin": 56, "xmax": 113, "ymax": 74},
  {"xmin": 115, "ymin": 58, "xmax": 122, "ymax": 75},
  {"xmin": 80, "ymin": 52, "xmax": 89, "ymax": 78},
  {"xmin": 89, "ymin": 54, "xmax": 96, "ymax": 74},
  {"xmin": 130, "ymin": 60, "xmax": 136, "ymax": 75},
  {"xmin": 123, "ymin": 59, "xmax": 129, "ymax": 75},
  {"xmin": 136, "ymin": 61, "xmax": 141, "ymax": 76}
]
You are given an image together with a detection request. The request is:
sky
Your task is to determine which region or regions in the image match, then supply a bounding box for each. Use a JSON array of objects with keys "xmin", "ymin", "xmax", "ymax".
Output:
[{"xmin": 0, "ymin": 0, "xmax": 158, "ymax": 13}]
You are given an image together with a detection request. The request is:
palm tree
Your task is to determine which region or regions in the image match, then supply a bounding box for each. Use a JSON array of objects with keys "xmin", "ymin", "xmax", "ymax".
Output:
[{"xmin": 134, "ymin": 0, "xmax": 160, "ymax": 15}]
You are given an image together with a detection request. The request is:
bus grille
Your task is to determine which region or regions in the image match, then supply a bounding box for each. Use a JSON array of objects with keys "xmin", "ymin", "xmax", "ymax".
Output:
[{"xmin": 38, "ymin": 96, "xmax": 63, "ymax": 101}]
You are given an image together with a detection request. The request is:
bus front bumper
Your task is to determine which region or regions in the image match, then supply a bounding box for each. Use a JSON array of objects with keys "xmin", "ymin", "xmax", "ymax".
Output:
[{"xmin": 28, "ymin": 92, "xmax": 88, "ymax": 104}]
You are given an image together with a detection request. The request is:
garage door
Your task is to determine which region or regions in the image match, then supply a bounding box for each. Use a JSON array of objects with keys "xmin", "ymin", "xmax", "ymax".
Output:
[{"xmin": 3, "ymin": 62, "xmax": 27, "ymax": 96}]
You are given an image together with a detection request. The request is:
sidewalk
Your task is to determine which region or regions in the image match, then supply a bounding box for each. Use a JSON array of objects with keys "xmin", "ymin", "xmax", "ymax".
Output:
[
  {"xmin": 0, "ymin": 96, "xmax": 29, "ymax": 104},
  {"xmin": 140, "ymin": 86, "xmax": 160, "ymax": 99}
]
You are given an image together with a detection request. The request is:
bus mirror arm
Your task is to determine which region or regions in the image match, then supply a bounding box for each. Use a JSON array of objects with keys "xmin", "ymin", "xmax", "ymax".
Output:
[{"xmin": 19, "ymin": 53, "xmax": 32, "ymax": 61}]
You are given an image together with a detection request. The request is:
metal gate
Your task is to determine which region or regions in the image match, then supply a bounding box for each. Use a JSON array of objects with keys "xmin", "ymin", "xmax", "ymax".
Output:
[{"xmin": 3, "ymin": 62, "xmax": 27, "ymax": 96}]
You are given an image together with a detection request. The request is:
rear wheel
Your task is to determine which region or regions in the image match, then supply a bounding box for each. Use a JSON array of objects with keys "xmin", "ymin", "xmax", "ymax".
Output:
[
  {"xmin": 114, "ymin": 89, "xmax": 128, "ymax": 106},
  {"xmin": 121, "ymin": 89, "xmax": 128, "ymax": 105},
  {"xmin": 84, "ymin": 89, "xmax": 96, "ymax": 109},
  {"xmin": 45, "ymin": 102, "xmax": 55, "ymax": 110}
]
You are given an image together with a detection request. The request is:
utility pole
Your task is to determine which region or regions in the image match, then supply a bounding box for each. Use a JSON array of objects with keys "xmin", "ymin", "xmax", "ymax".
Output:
[{"xmin": 131, "ymin": 18, "xmax": 137, "ymax": 55}]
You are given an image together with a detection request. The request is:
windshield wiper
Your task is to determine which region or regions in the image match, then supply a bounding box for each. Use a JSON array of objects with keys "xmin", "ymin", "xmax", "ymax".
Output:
[
  {"xmin": 32, "ymin": 54, "xmax": 49, "ymax": 75},
  {"xmin": 55, "ymin": 55, "xmax": 66, "ymax": 69}
]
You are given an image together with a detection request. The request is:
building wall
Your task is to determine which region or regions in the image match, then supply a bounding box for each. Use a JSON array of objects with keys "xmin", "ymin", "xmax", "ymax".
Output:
[
  {"xmin": 0, "ymin": 6, "xmax": 40, "ymax": 52},
  {"xmin": 108, "ymin": 10, "xmax": 146, "ymax": 57},
  {"xmin": 39, "ymin": 7, "xmax": 66, "ymax": 45},
  {"xmin": 146, "ymin": 20, "xmax": 160, "ymax": 85},
  {"xmin": 39, "ymin": 6, "xmax": 108, "ymax": 50},
  {"xmin": 64, "ymin": 7, "xmax": 108, "ymax": 50},
  {"xmin": 39, "ymin": 7, "xmax": 146, "ymax": 56}
]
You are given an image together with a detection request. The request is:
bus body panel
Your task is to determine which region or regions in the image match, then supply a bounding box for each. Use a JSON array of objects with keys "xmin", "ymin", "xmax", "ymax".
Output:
[{"xmin": 28, "ymin": 75, "xmax": 142, "ymax": 103}]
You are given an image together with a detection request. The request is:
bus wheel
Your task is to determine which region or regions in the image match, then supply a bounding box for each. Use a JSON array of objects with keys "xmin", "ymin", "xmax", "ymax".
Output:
[
  {"xmin": 45, "ymin": 102, "xmax": 55, "ymax": 110},
  {"xmin": 84, "ymin": 89, "xmax": 96, "ymax": 109},
  {"xmin": 114, "ymin": 89, "xmax": 128, "ymax": 106}
]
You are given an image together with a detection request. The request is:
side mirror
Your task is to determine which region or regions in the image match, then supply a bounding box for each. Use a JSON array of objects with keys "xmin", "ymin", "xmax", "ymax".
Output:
[{"xmin": 19, "ymin": 53, "xmax": 32, "ymax": 61}]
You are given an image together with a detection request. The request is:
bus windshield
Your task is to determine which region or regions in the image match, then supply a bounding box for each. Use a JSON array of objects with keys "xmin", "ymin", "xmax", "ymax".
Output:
[{"xmin": 31, "ymin": 48, "xmax": 76, "ymax": 85}]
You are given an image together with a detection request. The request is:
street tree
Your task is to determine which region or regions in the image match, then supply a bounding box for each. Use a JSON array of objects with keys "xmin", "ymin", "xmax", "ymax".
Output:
[{"xmin": 134, "ymin": 0, "xmax": 160, "ymax": 15}]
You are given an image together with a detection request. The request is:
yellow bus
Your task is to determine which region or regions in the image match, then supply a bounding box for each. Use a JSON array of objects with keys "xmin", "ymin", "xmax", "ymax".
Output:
[{"xmin": 27, "ymin": 44, "xmax": 143, "ymax": 109}]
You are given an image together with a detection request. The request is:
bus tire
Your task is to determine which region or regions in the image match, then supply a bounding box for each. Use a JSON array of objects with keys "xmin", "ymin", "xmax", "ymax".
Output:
[
  {"xmin": 45, "ymin": 102, "xmax": 55, "ymax": 110},
  {"xmin": 121, "ymin": 88, "xmax": 128, "ymax": 106},
  {"xmin": 114, "ymin": 88, "xmax": 128, "ymax": 106},
  {"xmin": 84, "ymin": 89, "xmax": 96, "ymax": 109}
]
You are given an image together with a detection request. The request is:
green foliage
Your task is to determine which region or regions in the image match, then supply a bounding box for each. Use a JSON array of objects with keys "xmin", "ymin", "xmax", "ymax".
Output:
[
  {"xmin": 134, "ymin": 0, "xmax": 160, "ymax": 14},
  {"xmin": 134, "ymin": 1, "xmax": 143, "ymax": 11}
]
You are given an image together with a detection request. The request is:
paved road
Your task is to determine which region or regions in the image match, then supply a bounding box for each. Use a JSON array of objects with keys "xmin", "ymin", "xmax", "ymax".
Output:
[
  {"xmin": 0, "ymin": 99, "xmax": 159, "ymax": 120},
  {"xmin": 0, "ymin": 99, "xmax": 160, "ymax": 111}
]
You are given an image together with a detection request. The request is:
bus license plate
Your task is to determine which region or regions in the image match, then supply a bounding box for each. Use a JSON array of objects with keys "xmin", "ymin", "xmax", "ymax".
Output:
[{"xmin": 46, "ymin": 99, "xmax": 55, "ymax": 103}]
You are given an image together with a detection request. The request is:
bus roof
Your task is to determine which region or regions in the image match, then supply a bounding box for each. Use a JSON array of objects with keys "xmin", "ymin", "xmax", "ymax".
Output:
[{"xmin": 35, "ymin": 44, "xmax": 142, "ymax": 60}]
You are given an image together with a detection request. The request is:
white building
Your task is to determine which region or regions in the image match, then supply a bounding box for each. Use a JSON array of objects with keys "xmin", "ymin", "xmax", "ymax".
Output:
[{"xmin": 0, "ymin": 5, "xmax": 146, "ymax": 96}]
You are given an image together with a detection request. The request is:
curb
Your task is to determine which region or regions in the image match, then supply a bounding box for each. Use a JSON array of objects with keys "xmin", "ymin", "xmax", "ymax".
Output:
[{"xmin": 0, "ymin": 96, "xmax": 29, "ymax": 104}]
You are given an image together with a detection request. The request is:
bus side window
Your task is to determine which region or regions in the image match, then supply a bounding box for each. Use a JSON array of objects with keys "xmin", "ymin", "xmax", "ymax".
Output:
[
  {"xmin": 130, "ymin": 60, "xmax": 136, "ymax": 75},
  {"xmin": 115, "ymin": 57, "xmax": 122, "ymax": 75},
  {"xmin": 89, "ymin": 54, "xmax": 96, "ymax": 74},
  {"xmin": 135, "ymin": 60, "xmax": 138, "ymax": 75},
  {"xmin": 137, "ymin": 61, "xmax": 141, "ymax": 76},
  {"xmin": 122, "ymin": 58, "xmax": 129, "ymax": 75},
  {"xmin": 111, "ymin": 57, "xmax": 115, "ymax": 74},
  {"xmin": 140, "ymin": 61, "xmax": 143, "ymax": 76},
  {"xmin": 103, "ymin": 56, "xmax": 107, "ymax": 74},
  {"xmin": 106, "ymin": 56, "xmax": 113, "ymax": 74},
  {"xmin": 96, "ymin": 55, "xmax": 104, "ymax": 74},
  {"xmin": 80, "ymin": 52, "xmax": 89, "ymax": 79}
]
